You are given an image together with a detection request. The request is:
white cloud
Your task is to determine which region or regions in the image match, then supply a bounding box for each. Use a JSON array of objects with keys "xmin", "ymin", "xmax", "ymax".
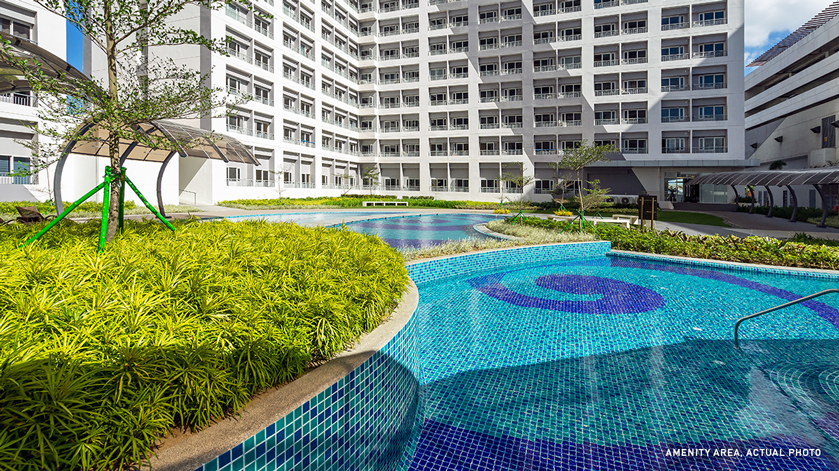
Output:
[{"xmin": 745, "ymin": 0, "xmax": 835, "ymax": 49}]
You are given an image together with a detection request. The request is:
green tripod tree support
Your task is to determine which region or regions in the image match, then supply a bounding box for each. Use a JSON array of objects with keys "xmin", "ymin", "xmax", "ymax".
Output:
[{"xmin": 22, "ymin": 166, "xmax": 176, "ymax": 251}]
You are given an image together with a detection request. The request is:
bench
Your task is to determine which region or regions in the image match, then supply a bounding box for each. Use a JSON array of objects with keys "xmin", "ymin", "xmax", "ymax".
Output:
[
  {"xmin": 591, "ymin": 219, "xmax": 631, "ymax": 229},
  {"xmin": 547, "ymin": 215, "xmax": 576, "ymax": 222},
  {"xmin": 612, "ymin": 214, "xmax": 639, "ymax": 224},
  {"xmin": 362, "ymin": 201, "xmax": 409, "ymax": 207}
]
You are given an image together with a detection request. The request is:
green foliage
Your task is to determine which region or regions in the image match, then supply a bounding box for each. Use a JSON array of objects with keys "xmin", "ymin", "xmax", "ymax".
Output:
[
  {"xmin": 217, "ymin": 197, "xmax": 535, "ymax": 210},
  {"xmin": 789, "ymin": 233, "xmax": 839, "ymax": 247},
  {"xmin": 0, "ymin": 219, "xmax": 407, "ymax": 470},
  {"xmin": 510, "ymin": 216, "xmax": 839, "ymax": 270},
  {"xmin": 655, "ymin": 211, "xmax": 730, "ymax": 227},
  {"xmin": 737, "ymin": 205, "xmax": 834, "ymax": 222},
  {"xmin": 0, "ymin": 200, "xmax": 136, "ymax": 216},
  {"xmin": 577, "ymin": 180, "xmax": 611, "ymax": 213}
]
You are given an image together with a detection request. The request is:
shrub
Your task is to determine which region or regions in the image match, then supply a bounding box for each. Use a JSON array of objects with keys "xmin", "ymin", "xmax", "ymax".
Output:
[
  {"xmin": 510, "ymin": 216, "xmax": 839, "ymax": 270},
  {"xmin": 736, "ymin": 205, "xmax": 832, "ymax": 222},
  {"xmin": 0, "ymin": 200, "xmax": 138, "ymax": 216},
  {"xmin": 0, "ymin": 220, "xmax": 408, "ymax": 470}
]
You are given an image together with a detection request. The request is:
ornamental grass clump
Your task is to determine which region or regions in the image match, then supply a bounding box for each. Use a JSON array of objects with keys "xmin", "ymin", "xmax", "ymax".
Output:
[{"xmin": 0, "ymin": 219, "xmax": 408, "ymax": 470}]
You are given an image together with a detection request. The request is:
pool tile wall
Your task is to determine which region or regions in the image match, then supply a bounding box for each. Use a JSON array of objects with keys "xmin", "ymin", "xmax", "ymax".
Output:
[
  {"xmin": 407, "ymin": 242, "xmax": 612, "ymax": 285},
  {"xmin": 193, "ymin": 314, "xmax": 419, "ymax": 471}
]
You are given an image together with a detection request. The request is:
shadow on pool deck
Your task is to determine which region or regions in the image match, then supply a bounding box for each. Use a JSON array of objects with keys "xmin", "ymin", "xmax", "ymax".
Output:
[{"xmin": 405, "ymin": 338, "xmax": 839, "ymax": 470}]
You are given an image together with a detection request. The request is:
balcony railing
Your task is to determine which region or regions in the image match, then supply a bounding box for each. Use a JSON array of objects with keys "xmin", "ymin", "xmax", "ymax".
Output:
[
  {"xmin": 534, "ymin": 9, "xmax": 555, "ymax": 17},
  {"xmin": 693, "ymin": 146, "xmax": 728, "ymax": 153},
  {"xmin": 535, "ymin": 93, "xmax": 555, "ymax": 100},
  {"xmin": 694, "ymin": 18, "xmax": 727, "ymax": 27},
  {"xmin": 535, "ymin": 65, "xmax": 556, "ymax": 73},
  {"xmin": 0, "ymin": 93, "xmax": 36, "ymax": 107},
  {"xmin": 693, "ymin": 50, "xmax": 727, "ymax": 59},
  {"xmin": 502, "ymin": 14, "xmax": 522, "ymax": 20},
  {"xmin": 255, "ymin": 130, "xmax": 274, "ymax": 139},
  {"xmin": 661, "ymin": 115, "xmax": 689, "ymax": 123},
  {"xmin": 429, "ymin": 125, "xmax": 448, "ymax": 131},
  {"xmin": 500, "ymin": 95, "xmax": 523, "ymax": 102},
  {"xmin": 622, "ymin": 27, "xmax": 648, "ymax": 35},
  {"xmin": 662, "ymin": 22, "xmax": 689, "ymax": 31},
  {"xmin": 429, "ymin": 151, "xmax": 449, "ymax": 157},
  {"xmin": 450, "ymin": 21, "xmax": 468, "ymax": 27},
  {"xmin": 480, "ymin": 43, "xmax": 500, "ymax": 50},
  {"xmin": 535, "ymin": 121, "xmax": 557, "ymax": 127},
  {"xmin": 595, "ymin": 118, "xmax": 619, "ymax": 125},
  {"xmin": 536, "ymin": 149, "xmax": 557, "ymax": 155},
  {"xmin": 449, "ymin": 98, "xmax": 468, "ymax": 104},
  {"xmin": 594, "ymin": 30, "xmax": 619, "ymax": 38},
  {"xmin": 694, "ymin": 82, "xmax": 727, "ymax": 90},
  {"xmin": 593, "ymin": 59, "xmax": 619, "ymax": 67},
  {"xmin": 479, "ymin": 17, "xmax": 499, "ymax": 24},
  {"xmin": 662, "ymin": 147, "xmax": 688, "ymax": 154},
  {"xmin": 227, "ymin": 47, "xmax": 252, "ymax": 64},
  {"xmin": 661, "ymin": 84, "xmax": 688, "ymax": 92},
  {"xmin": 694, "ymin": 114, "xmax": 727, "ymax": 121},
  {"xmin": 430, "ymin": 100, "xmax": 447, "ymax": 106},
  {"xmin": 429, "ymin": 23, "xmax": 448, "ymax": 31},
  {"xmin": 481, "ymin": 187, "xmax": 500, "ymax": 193},
  {"xmin": 480, "ymin": 123, "xmax": 499, "ymax": 129},
  {"xmin": 621, "ymin": 118, "xmax": 647, "ymax": 124},
  {"xmin": 621, "ymin": 57, "xmax": 648, "ymax": 65},
  {"xmin": 502, "ymin": 149, "xmax": 523, "ymax": 155},
  {"xmin": 622, "ymin": 87, "xmax": 647, "ymax": 94},
  {"xmin": 594, "ymin": 89, "xmax": 619, "ymax": 96},
  {"xmin": 560, "ymin": 120, "xmax": 582, "ymax": 127},
  {"xmin": 0, "ymin": 173, "xmax": 35, "ymax": 185},
  {"xmin": 480, "ymin": 70, "xmax": 499, "ymax": 76},
  {"xmin": 621, "ymin": 148, "xmax": 648, "ymax": 154},
  {"xmin": 594, "ymin": 0, "xmax": 618, "ymax": 8},
  {"xmin": 558, "ymin": 91, "xmax": 582, "ymax": 98},
  {"xmin": 226, "ymin": 124, "xmax": 251, "ymax": 135},
  {"xmin": 662, "ymin": 53, "xmax": 691, "ymax": 61},
  {"xmin": 502, "ymin": 122, "xmax": 523, "ymax": 128},
  {"xmin": 559, "ymin": 5, "xmax": 581, "ymax": 12},
  {"xmin": 559, "ymin": 34, "xmax": 582, "ymax": 42},
  {"xmin": 227, "ymin": 178, "xmax": 276, "ymax": 187},
  {"xmin": 481, "ymin": 150, "xmax": 500, "ymax": 155},
  {"xmin": 480, "ymin": 97, "xmax": 499, "ymax": 103},
  {"xmin": 502, "ymin": 41, "xmax": 522, "ymax": 48}
]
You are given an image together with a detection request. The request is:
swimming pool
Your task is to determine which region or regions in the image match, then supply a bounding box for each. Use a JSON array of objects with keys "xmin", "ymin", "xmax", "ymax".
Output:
[
  {"xmin": 401, "ymin": 247, "xmax": 839, "ymax": 470},
  {"xmin": 339, "ymin": 213, "xmax": 504, "ymax": 248}
]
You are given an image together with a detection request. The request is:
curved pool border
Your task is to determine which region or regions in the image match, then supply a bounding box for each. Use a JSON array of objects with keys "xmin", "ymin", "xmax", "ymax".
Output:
[{"xmin": 155, "ymin": 242, "xmax": 839, "ymax": 471}]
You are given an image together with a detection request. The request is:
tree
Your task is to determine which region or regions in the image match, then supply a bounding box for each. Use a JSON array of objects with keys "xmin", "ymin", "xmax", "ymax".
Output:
[
  {"xmin": 362, "ymin": 167, "xmax": 380, "ymax": 195},
  {"xmin": 500, "ymin": 163, "xmax": 535, "ymax": 210},
  {"xmin": 577, "ymin": 179, "xmax": 611, "ymax": 214},
  {"xmin": 0, "ymin": 0, "xmax": 257, "ymax": 242},
  {"xmin": 769, "ymin": 160, "xmax": 787, "ymax": 170},
  {"xmin": 549, "ymin": 141, "xmax": 618, "ymax": 210}
]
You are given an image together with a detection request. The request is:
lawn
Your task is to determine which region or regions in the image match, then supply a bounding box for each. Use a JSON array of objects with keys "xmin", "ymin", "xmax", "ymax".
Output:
[{"xmin": 654, "ymin": 210, "xmax": 730, "ymax": 227}]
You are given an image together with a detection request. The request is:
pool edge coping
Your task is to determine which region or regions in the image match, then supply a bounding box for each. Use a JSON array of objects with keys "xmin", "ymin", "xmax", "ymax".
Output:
[{"xmin": 141, "ymin": 280, "xmax": 420, "ymax": 471}]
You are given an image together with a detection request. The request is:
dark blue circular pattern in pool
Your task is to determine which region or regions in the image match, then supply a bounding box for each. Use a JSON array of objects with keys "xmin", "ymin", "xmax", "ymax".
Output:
[{"xmin": 342, "ymin": 213, "xmax": 504, "ymax": 248}]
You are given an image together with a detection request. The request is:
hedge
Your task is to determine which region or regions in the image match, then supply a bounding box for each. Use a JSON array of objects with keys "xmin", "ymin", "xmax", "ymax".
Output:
[{"xmin": 0, "ymin": 220, "xmax": 408, "ymax": 470}]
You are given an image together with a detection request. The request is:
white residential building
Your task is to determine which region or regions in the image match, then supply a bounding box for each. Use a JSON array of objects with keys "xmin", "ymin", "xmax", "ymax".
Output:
[
  {"xmin": 744, "ymin": 0, "xmax": 839, "ymax": 209},
  {"xmin": 4, "ymin": 0, "xmax": 746, "ymax": 206}
]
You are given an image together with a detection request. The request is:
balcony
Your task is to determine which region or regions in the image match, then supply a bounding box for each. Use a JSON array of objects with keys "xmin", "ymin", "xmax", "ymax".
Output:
[
  {"xmin": 535, "ymin": 9, "xmax": 555, "ymax": 17},
  {"xmin": 560, "ymin": 5, "xmax": 581, "ymax": 12},
  {"xmin": 450, "ymin": 20, "xmax": 468, "ymax": 28},
  {"xmin": 480, "ymin": 43, "xmax": 500, "ymax": 50},
  {"xmin": 559, "ymin": 120, "xmax": 582, "ymax": 127},
  {"xmin": 694, "ymin": 82, "xmax": 727, "ymax": 90},
  {"xmin": 226, "ymin": 6, "xmax": 253, "ymax": 27},
  {"xmin": 402, "ymin": 126, "xmax": 420, "ymax": 132},
  {"xmin": 380, "ymin": 29, "xmax": 400, "ymax": 37},
  {"xmin": 380, "ymin": 3, "xmax": 399, "ymax": 12},
  {"xmin": 255, "ymin": 60, "xmax": 273, "ymax": 72},
  {"xmin": 662, "ymin": 22, "xmax": 689, "ymax": 31},
  {"xmin": 500, "ymin": 95, "xmax": 523, "ymax": 102},
  {"xmin": 661, "ymin": 84, "xmax": 688, "ymax": 92},
  {"xmin": 535, "ymin": 65, "xmax": 557, "ymax": 73},
  {"xmin": 622, "ymin": 27, "xmax": 648, "ymax": 35},
  {"xmin": 536, "ymin": 149, "xmax": 557, "ymax": 155},
  {"xmin": 481, "ymin": 187, "xmax": 500, "ymax": 193},
  {"xmin": 430, "ymin": 125, "xmax": 448, "ymax": 131},
  {"xmin": 403, "ymin": 51, "xmax": 419, "ymax": 59},
  {"xmin": 380, "ymin": 101, "xmax": 400, "ymax": 108},
  {"xmin": 558, "ymin": 34, "xmax": 582, "ymax": 42},
  {"xmin": 227, "ymin": 47, "xmax": 252, "ymax": 64},
  {"xmin": 430, "ymin": 186, "xmax": 449, "ymax": 192},
  {"xmin": 662, "ymin": 53, "xmax": 691, "ymax": 62},
  {"xmin": 501, "ymin": 67, "xmax": 522, "ymax": 75},
  {"xmin": 227, "ymin": 178, "xmax": 276, "ymax": 187},
  {"xmin": 502, "ymin": 122, "xmax": 523, "ymax": 128},
  {"xmin": 693, "ymin": 50, "xmax": 727, "ymax": 59},
  {"xmin": 595, "ymin": 118, "xmax": 619, "ymax": 125},
  {"xmin": 255, "ymin": 130, "xmax": 274, "ymax": 139},
  {"xmin": 594, "ymin": 30, "xmax": 619, "ymax": 39},
  {"xmin": 622, "ymin": 87, "xmax": 647, "ymax": 94},
  {"xmin": 227, "ymin": 124, "xmax": 251, "ymax": 135},
  {"xmin": 693, "ymin": 146, "xmax": 728, "ymax": 153},
  {"xmin": 450, "ymin": 47, "xmax": 468, "ymax": 53},
  {"xmin": 429, "ymin": 151, "xmax": 449, "ymax": 157},
  {"xmin": 479, "ymin": 17, "xmax": 499, "ymax": 24},
  {"xmin": 429, "ymin": 49, "xmax": 448, "ymax": 56},
  {"xmin": 402, "ymin": 101, "xmax": 420, "ymax": 107},
  {"xmin": 0, "ymin": 173, "xmax": 35, "ymax": 185},
  {"xmin": 535, "ymin": 93, "xmax": 556, "ymax": 100},
  {"xmin": 451, "ymin": 150, "xmax": 469, "ymax": 156},
  {"xmin": 430, "ymin": 100, "xmax": 447, "ymax": 106},
  {"xmin": 450, "ymin": 72, "xmax": 468, "ymax": 79},
  {"xmin": 559, "ymin": 62, "xmax": 582, "ymax": 69},
  {"xmin": 694, "ymin": 114, "xmax": 727, "ymax": 122},
  {"xmin": 402, "ymin": 74, "xmax": 419, "ymax": 82},
  {"xmin": 621, "ymin": 148, "xmax": 648, "ymax": 154},
  {"xmin": 381, "ymin": 78, "xmax": 400, "ymax": 85},
  {"xmin": 694, "ymin": 18, "xmax": 727, "ymax": 27},
  {"xmin": 662, "ymin": 147, "xmax": 688, "ymax": 154},
  {"xmin": 480, "ymin": 97, "xmax": 499, "ymax": 103},
  {"xmin": 429, "ymin": 23, "xmax": 448, "ymax": 31},
  {"xmin": 621, "ymin": 117, "xmax": 647, "ymax": 124},
  {"xmin": 593, "ymin": 59, "xmax": 619, "ymax": 67},
  {"xmin": 594, "ymin": 89, "xmax": 619, "ymax": 96},
  {"xmin": 480, "ymin": 70, "xmax": 499, "ymax": 76},
  {"xmin": 535, "ymin": 121, "xmax": 557, "ymax": 127},
  {"xmin": 402, "ymin": 27, "xmax": 419, "ymax": 34},
  {"xmin": 661, "ymin": 115, "xmax": 689, "ymax": 123},
  {"xmin": 558, "ymin": 91, "xmax": 582, "ymax": 98},
  {"xmin": 502, "ymin": 149, "xmax": 523, "ymax": 155},
  {"xmin": 403, "ymin": 151, "xmax": 420, "ymax": 157},
  {"xmin": 450, "ymin": 98, "xmax": 468, "ymax": 104},
  {"xmin": 480, "ymin": 123, "xmax": 499, "ymax": 129},
  {"xmin": 621, "ymin": 57, "xmax": 648, "ymax": 65},
  {"xmin": 502, "ymin": 13, "xmax": 522, "ymax": 20},
  {"xmin": 594, "ymin": 0, "xmax": 618, "ymax": 9},
  {"xmin": 502, "ymin": 41, "xmax": 522, "ymax": 48},
  {"xmin": 480, "ymin": 150, "xmax": 500, "ymax": 155}
]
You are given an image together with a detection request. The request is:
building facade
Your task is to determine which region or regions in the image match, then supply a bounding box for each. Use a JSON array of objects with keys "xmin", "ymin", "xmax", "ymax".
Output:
[
  {"xmin": 745, "ymin": 1, "xmax": 839, "ymax": 210},
  {"xmin": 4, "ymin": 0, "xmax": 746, "ymax": 206}
]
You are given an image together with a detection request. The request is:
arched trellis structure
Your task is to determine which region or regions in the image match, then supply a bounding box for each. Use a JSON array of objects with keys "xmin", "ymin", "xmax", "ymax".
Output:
[
  {"xmin": 53, "ymin": 120, "xmax": 260, "ymax": 216},
  {"xmin": 0, "ymin": 31, "xmax": 260, "ymax": 217},
  {"xmin": 689, "ymin": 170, "xmax": 839, "ymax": 228}
]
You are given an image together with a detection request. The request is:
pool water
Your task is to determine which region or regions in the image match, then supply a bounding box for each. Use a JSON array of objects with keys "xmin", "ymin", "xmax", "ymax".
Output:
[
  {"xmin": 341, "ymin": 213, "xmax": 504, "ymax": 249},
  {"xmin": 401, "ymin": 251, "xmax": 839, "ymax": 470}
]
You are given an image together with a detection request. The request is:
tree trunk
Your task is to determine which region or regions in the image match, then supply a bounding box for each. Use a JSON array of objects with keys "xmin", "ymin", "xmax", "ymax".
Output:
[{"xmin": 104, "ymin": 1, "xmax": 121, "ymax": 243}]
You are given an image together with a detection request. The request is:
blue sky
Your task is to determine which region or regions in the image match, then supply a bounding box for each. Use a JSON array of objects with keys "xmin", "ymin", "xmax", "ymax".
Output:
[
  {"xmin": 66, "ymin": 22, "xmax": 83, "ymax": 70},
  {"xmin": 744, "ymin": 0, "xmax": 835, "ymax": 74}
]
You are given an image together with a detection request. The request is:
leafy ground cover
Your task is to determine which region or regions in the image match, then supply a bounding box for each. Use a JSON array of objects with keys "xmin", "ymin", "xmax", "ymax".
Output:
[
  {"xmin": 0, "ymin": 220, "xmax": 407, "ymax": 470},
  {"xmin": 218, "ymin": 196, "xmax": 534, "ymax": 210},
  {"xmin": 495, "ymin": 216, "xmax": 839, "ymax": 270},
  {"xmin": 0, "ymin": 201, "xmax": 203, "ymax": 221}
]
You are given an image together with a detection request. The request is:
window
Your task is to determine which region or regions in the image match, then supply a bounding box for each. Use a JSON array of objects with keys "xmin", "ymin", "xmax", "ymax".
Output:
[
  {"xmin": 622, "ymin": 139, "xmax": 647, "ymax": 152},
  {"xmin": 698, "ymin": 10, "xmax": 725, "ymax": 23},
  {"xmin": 593, "ymin": 52, "xmax": 615, "ymax": 62},
  {"xmin": 429, "ymin": 42, "xmax": 447, "ymax": 54},
  {"xmin": 1, "ymin": 18, "xmax": 31, "ymax": 40},
  {"xmin": 450, "ymin": 66, "xmax": 468, "ymax": 77},
  {"xmin": 534, "ymin": 3, "xmax": 554, "ymax": 15},
  {"xmin": 623, "ymin": 20, "xmax": 646, "ymax": 30},
  {"xmin": 480, "ymin": 89, "xmax": 498, "ymax": 102},
  {"xmin": 534, "ymin": 31, "xmax": 553, "ymax": 43},
  {"xmin": 481, "ymin": 115, "xmax": 499, "ymax": 128},
  {"xmin": 503, "ymin": 115, "xmax": 523, "ymax": 127},
  {"xmin": 256, "ymin": 169, "xmax": 270, "ymax": 182},
  {"xmin": 227, "ymin": 167, "xmax": 241, "ymax": 181},
  {"xmin": 562, "ymin": 112, "xmax": 581, "ymax": 123},
  {"xmin": 561, "ymin": 27, "xmax": 581, "ymax": 38},
  {"xmin": 450, "ymin": 40, "xmax": 468, "ymax": 52},
  {"xmin": 503, "ymin": 7, "xmax": 522, "ymax": 18},
  {"xmin": 697, "ymin": 74, "xmax": 725, "ymax": 89},
  {"xmin": 697, "ymin": 137, "xmax": 725, "ymax": 151},
  {"xmin": 561, "ymin": 84, "xmax": 581, "ymax": 96},
  {"xmin": 697, "ymin": 105, "xmax": 725, "ymax": 120},
  {"xmin": 430, "ymin": 92, "xmax": 446, "ymax": 104},
  {"xmin": 560, "ymin": 56, "xmax": 581, "ymax": 68},
  {"xmin": 698, "ymin": 42, "xmax": 725, "ymax": 56},
  {"xmin": 503, "ymin": 34, "xmax": 522, "ymax": 45},
  {"xmin": 662, "ymin": 76, "xmax": 686, "ymax": 90},
  {"xmin": 502, "ymin": 88, "xmax": 522, "ymax": 100},
  {"xmin": 662, "ymin": 137, "xmax": 686, "ymax": 153},
  {"xmin": 450, "ymin": 91, "xmax": 468, "ymax": 102},
  {"xmin": 429, "ymin": 67, "xmax": 447, "ymax": 80},
  {"xmin": 534, "ymin": 86, "xmax": 554, "ymax": 95},
  {"xmin": 661, "ymin": 107, "xmax": 686, "ymax": 122},
  {"xmin": 450, "ymin": 15, "xmax": 468, "ymax": 26},
  {"xmin": 822, "ymin": 116, "xmax": 836, "ymax": 148},
  {"xmin": 622, "ymin": 109, "xmax": 646, "ymax": 123},
  {"xmin": 623, "ymin": 79, "xmax": 646, "ymax": 90},
  {"xmin": 560, "ymin": 140, "xmax": 581, "ymax": 150},
  {"xmin": 481, "ymin": 63, "xmax": 498, "ymax": 75},
  {"xmin": 535, "ymin": 113, "xmax": 555, "ymax": 125},
  {"xmin": 623, "ymin": 50, "xmax": 646, "ymax": 61},
  {"xmin": 594, "ymin": 81, "xmax": 616, "ymax": 93},
  {"xmin": 595, "ymin": 111, "xmax": 616, "ymax": 122},
  {"xmin": 227, "ymin": 76, "xmax": 243, "ymax": 93},
  {"xmin": 594, "ymin": 24, "xmax": 616, "ymax": 36},
  {"xmin": 503, "ymin": 61, "xmax": 522, "ymax": 73},
  {"xmin": 479, "ymin": 11, "xmax": 498, "ymax": 23},
  {"xmin": 662, "ymin": 15, "xmax": 684, "ymax": 26},
  {"xmin": 480, "ymin": 37, "xmax": 499, "ymax": 49}
]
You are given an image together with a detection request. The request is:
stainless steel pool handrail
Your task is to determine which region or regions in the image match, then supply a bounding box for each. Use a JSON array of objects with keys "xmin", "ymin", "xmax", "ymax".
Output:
[{"xmin": 734, "ymin": 289, "xmax": 839, "ymax": 349}]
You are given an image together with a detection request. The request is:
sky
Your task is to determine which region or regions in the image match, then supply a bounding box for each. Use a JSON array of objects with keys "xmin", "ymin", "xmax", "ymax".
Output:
[{"xmin": 744, "ymin": 0, "xmax": 836, "ymax": 74}]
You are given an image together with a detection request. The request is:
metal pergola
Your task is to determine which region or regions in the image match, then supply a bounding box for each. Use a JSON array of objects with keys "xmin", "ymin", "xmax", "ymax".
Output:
[{"xmin": 690, "ymin": 169, "xmax": 839, "ymax": 227}]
